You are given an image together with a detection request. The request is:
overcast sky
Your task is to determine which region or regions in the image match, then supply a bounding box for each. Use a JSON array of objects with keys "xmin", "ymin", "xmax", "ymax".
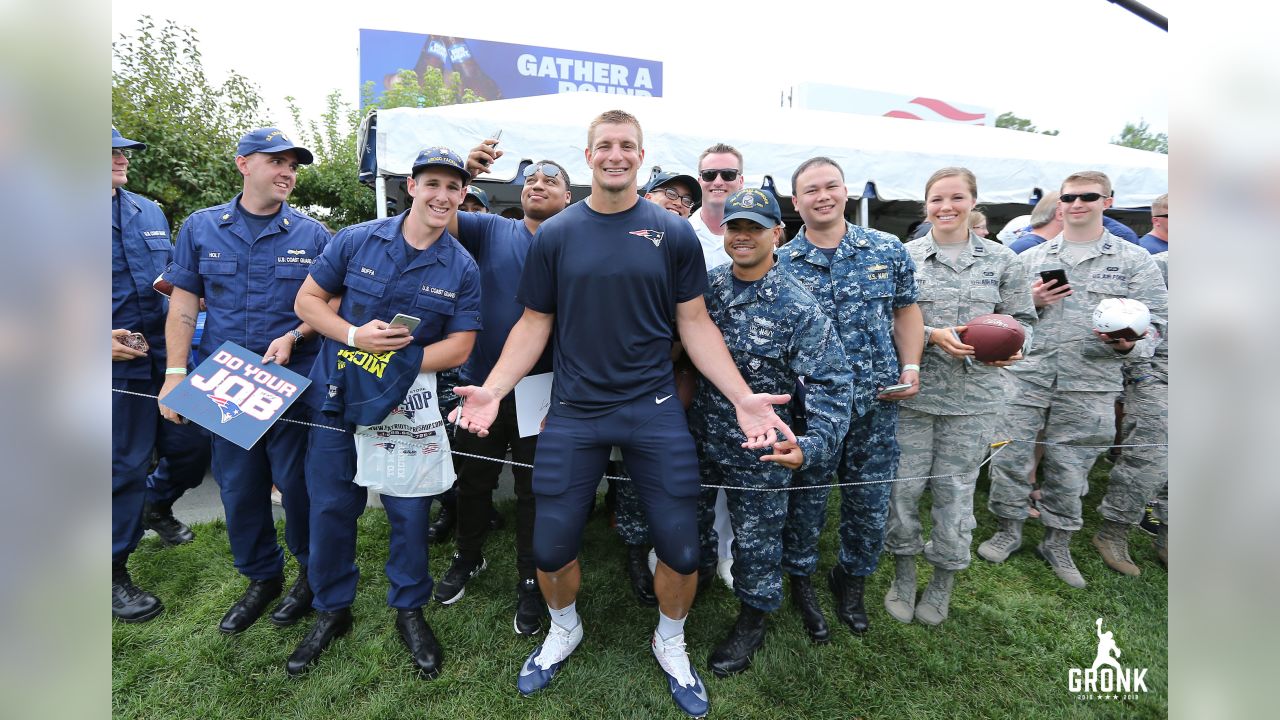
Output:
[{"xmin": 111, "ymin": 0, "xmax": 1172, "ymax": 146}]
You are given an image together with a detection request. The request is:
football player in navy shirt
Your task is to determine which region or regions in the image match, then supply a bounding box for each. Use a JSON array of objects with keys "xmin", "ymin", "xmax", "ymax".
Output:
[{"xmin": 453, "ymin": 110, "xmax": 793, "ymax": 719}]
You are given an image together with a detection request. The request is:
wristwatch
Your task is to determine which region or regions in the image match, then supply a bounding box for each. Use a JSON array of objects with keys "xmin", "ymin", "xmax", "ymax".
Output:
[{"xmin": 289, "ymin": 329, "xmax": 304, "ymax": 346}]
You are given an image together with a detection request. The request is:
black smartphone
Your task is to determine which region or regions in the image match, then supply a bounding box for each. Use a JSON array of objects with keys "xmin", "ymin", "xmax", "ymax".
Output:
[{"xmin": 1039, "ymin": 268, "xmax": 1069, "ymax": 289}]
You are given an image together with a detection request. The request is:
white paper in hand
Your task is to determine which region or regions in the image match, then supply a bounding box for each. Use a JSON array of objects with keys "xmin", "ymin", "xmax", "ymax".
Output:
[{"xmin": 514, "ymin": 372, "xmax": 553, "ymax": 437}]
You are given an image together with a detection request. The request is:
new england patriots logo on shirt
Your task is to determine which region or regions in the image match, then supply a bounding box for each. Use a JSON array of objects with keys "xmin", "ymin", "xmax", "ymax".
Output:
[
  {"xmin": 374, "ymin": 442, "xmax": 397, "ymax": 452},
  {"xmin": 207, "ymin": 394, "xmax": 244, "ymax": 424},
  {"xmin": 629, "ymin": 229, "xmax": 665, "ymax": 247}
]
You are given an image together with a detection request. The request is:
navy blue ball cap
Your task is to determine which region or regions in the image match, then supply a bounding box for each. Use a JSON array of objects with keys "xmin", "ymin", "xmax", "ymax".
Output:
[
  {"xmin": 640, "ymin": 171, "xmax": 702, "ymax": 206},
  {"xmin": 464, "ymin": 185, "xmax": 491, "ymax": 209},
  {"xmin": 236, "ymin": 127, "xmax": 314, "ymax": 165},
  {"xmin": 721, "ymin": 188, "xmax": 782, "ymax": 228},
  {"xmin": 112, "ymin": 127, "xmax": 146, "ymax": 150},
  {"xmin": 412, "ymin": 146, "xmax": 470, "ymax": 183}
]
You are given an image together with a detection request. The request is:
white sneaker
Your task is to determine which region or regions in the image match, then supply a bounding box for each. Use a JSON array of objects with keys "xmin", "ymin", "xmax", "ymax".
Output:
[
  {"xmin": 517, "ymin": 619, "xmax": 582, "ymax": 696},
  {"xmin": 717, "ymin": 557, "xmax": 734, "ymax": 590},
  {"xmin": 652, "ymin": 630, "xmax": 709, "ymax": 718}
]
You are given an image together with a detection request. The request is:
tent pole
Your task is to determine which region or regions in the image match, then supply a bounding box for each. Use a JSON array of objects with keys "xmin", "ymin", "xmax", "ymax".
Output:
[
  {"xmin": 860, "ymin": 196, "xmax": 870, "ymax": 228},
  {"xmin": 376, "ymin": 176, "xmax": 388, "ymax": 220}
]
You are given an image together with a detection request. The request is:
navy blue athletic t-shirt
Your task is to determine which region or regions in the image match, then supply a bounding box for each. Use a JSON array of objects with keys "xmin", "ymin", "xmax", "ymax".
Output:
[
  {"xmin": 455, "ymin": 212, "xmax": 554, "ymax": 385},
  {"xmin": 518, "ymin": 199, "xmax": 705, "ymax": 416}
]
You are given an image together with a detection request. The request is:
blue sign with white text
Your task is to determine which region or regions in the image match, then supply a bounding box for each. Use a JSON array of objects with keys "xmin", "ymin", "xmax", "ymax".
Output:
[
  {"xmin": 160, "ymin": 341, "xmax": 311, "ymax": 450},
  {"xmin": 359, "ymin": 30, "xmax": 663, "ymax": 106}
]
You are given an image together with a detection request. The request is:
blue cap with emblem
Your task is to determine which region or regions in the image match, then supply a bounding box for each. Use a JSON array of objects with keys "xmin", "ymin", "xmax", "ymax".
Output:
[
  {"xmin": 464, "ymin": 185, "xmax": 491, "ymax": 210},
  {"xmin": 236, "ymin": 127, "xmax": 315, "ymax": 165},
  {"xmin": 640, "ymin": 170, "xmax": 702, "ymax": 208},
  {"xmin": 721, "ymin": 188, "xmax": 782, "ymax": 228},
  {"xmin": 412, "ymin": 146, "xmax": 471, "ymax": 183},
  {"xmin": 112, "ymin": 127, "xmax": 146, "ymax": 150}
]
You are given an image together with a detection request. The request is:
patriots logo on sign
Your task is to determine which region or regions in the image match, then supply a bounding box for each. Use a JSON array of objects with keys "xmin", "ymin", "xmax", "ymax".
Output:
[
  {"xmin": 374, "ymin": 442, "xmax": 397, "ymax": 452},
  {"xmin": 207, "ymin": 394, "xmax": 244, "ymax": 424},
  {"xmin": 629, "ymin": 229, "xmax": 664, "ymax": 247},
  {"xmin": 400, "ymin": 408, "xmax": 417, "ymax": 422}
]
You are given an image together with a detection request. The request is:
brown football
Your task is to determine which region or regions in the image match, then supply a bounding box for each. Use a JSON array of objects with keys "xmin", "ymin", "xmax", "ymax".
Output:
[{"xmin": 958, "ymin": 313, "xmax": 1025, "ymax": 362}]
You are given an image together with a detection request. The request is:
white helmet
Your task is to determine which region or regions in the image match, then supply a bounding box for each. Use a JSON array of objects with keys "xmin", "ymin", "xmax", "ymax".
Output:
[{"xmin": 1092, "ymin": 298, "xmax": 1151, "ymax": 338}]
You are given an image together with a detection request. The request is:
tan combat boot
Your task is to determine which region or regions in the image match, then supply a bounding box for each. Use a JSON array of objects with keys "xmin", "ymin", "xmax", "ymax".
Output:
[
  {"xmin": 1036, "ymin": 527, "xmax": 1087, "ymax": 588},
  {"xmin": 883, "ymin": 555, "xmax": 917, "ymax": 623},
  {"xmin": 978, "ymin": 518, "xmax": 1023, "ymax": 563},
  {"xmin": 914, "ymin": 568, "xmax": 956, "ymax": 626},
  {"xmin": 1091, "ymin": 520, "xmax": 1140, "ymax": 576}
]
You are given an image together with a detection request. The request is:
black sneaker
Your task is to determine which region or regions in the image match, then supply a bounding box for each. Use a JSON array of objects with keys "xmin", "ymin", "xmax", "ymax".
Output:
[
  {"xmin": 514, "ymin": 578, "xmax": 542, "ymax": 636},
  {"xmin": 433, "ymin": 553, "xmax": 486, "ymax": 605},
  {"xmin": 1138, "ymin": 502, "xmax": 1163, "ymax": 536}
]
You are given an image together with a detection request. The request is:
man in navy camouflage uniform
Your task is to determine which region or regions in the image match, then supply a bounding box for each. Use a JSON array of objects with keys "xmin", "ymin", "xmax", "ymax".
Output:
[
  {"xmin": 777, "ymin": 157, "xmax": 924, "ymax": 637},
  {"xmin": 694, "ymin": 189, "xmax": 851, "ymax": 677}
]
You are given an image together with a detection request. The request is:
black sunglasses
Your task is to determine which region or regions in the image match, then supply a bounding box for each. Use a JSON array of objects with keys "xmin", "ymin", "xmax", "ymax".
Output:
[
  {"xmin": 700, "ymin": 169, "xmax": 739, "ymax": 183},
  {"xmin": 522, "ymin": 163, "xmax": 562, "ymax": 181},
  {"xmin": 656, "ymin": 186, "xmax": 695, "ymax": 208},
  {"xmin": 112, "ymin": 148, "xmax": 133, "ymax": 159},
  {"xmin": 1152, "ymin": 214, "xmax": 1168, "ymax": 218},
  {"xmin": 1059, "ymin": 192, "xmax": 1108, "ymax": 203}
]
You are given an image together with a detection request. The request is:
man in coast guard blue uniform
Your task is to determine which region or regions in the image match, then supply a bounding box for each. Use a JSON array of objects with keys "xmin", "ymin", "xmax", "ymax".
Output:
[
  {"xmin": 692, "ymin": 189, "xmax": 852, "ymax": 677},
  {"xmin": 288, "ymin": 147, "xmax": 481, "ymax": 679},
  {"xmin": 158, "ymin": 128, "xmax": 330, "ymax": 635},
  {"xmin": 111, "ymin": 127, "xmax": 210, "ymax": 622},
  {"xmin": 452, "ymin": 110, "xmax": 794, "ymax": 720},
  {"xmin": 777, "ymin": 157, "xmax": 924, "ymax": 638}
]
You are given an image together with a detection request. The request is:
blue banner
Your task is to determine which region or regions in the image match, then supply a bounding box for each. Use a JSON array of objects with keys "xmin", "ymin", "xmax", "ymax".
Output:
[
  {"xmin": 160, "ymin": 341, "xmax": 312, "ymax": 450},
  {"xmin": 359, "ymin": 30, "xmax": 663, "ymax": 106}
]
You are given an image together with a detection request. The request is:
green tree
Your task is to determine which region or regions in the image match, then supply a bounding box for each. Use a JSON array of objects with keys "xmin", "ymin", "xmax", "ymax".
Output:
[
  {"xmin": 288, "ymin": 69, "xmax": 484, "ymax": 228},
  {"xmin": 995, "ymin": 111, "xmax": 1060, "ymax": 136},
  {"xmin": 1111, "ymin": 119, "xmax": 1168, "ymax": 154},
  {"xmin": 112, "ymin": 16, "xmax": 271, "ymax": 228}
]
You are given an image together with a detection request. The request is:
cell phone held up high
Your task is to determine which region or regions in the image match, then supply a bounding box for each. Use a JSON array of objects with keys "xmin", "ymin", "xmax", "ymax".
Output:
[
  {"xmin": 389, "ymin": 313, "xmax": 421, "ymax": 334},
  {"xmin": 1039, "ymin": 268, "xmax": 1069, "ymax": 289}
]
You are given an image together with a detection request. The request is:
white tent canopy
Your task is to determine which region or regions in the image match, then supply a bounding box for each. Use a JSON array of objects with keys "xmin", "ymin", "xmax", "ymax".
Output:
[{"xmin": 370, "ymin": 93, "xmax": 1167, "ymax": 208}]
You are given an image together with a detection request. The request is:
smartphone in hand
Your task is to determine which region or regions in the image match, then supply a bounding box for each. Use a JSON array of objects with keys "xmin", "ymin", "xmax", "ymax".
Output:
[
  {"xmin": 1039, "ymin": 268, "xmax": 1069, "ymax": 289},
  {"xmin": 389, "ymin": 313, "xmax": 421, "ymax": 333}
]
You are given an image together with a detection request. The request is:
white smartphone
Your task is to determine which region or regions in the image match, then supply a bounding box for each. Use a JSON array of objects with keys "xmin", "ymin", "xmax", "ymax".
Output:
[
  {"xmin": 880, "ymin": 383, "xmax": 914, "ymax": 394},
  {"xmin": 389, "ymin": 313, "xmax": 421, "ymax": 333}
]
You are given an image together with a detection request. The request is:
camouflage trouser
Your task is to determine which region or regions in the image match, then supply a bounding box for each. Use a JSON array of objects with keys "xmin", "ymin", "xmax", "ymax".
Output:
[
  {"xmin": 615, "ymin": 471, "xmax": 649, "ymax": 546},
  {"xmin": 1100, "ymin": 375, "xmax": 1168, "ymax": 525},
  {"xmin": 780, "ymin": 463, "xmax": 833, "ymax": 578},
  {"xmin": 834, "ymin": 403, "xmax": 901, "ymax": 576},
  {"xmin": 885, "ymin": 409, "xmax": 993, "ymax": 570},
  {"xmin": 1153, "ymin": 481, "xmax": 1168, "ymax": 524},
  {"xmin": 704, "ymin": 462, "xmax": 789, "ymax": 611},
  {"xmin": 987, "ymin": 376, "xmax": 1117, "ymax": 531}
]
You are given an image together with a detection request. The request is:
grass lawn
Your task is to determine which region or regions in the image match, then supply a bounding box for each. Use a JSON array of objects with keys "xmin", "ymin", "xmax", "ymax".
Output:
[{"xmin": 112, "ymin": 458, "xmax": 1168, "ymax": 719}]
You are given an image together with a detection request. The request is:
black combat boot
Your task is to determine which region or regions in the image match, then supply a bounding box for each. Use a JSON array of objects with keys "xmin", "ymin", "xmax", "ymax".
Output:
[{"xmin": 708, "ymin": 603, "xmax": 767, "ymax": 678}]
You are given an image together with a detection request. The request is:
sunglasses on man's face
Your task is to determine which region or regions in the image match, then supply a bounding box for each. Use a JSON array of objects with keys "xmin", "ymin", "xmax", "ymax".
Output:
[
  {"xmin": 112, "ymin": 149, "xmax": 132, "ymax": 159},
  {"xmin": 523, "ymin": 163, "xmax": 562, "ymax": 182},
  {"xmin": 699, "ymin": 169, "xmax": 739, "ymax": 183},
  {"xmin": 1059, "ymin": 192, "xmax": 1108, "ymax": 203},
  {"xmin": 1153, "ymin": 214, "xmax": 1168, "ymax": 218}
]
